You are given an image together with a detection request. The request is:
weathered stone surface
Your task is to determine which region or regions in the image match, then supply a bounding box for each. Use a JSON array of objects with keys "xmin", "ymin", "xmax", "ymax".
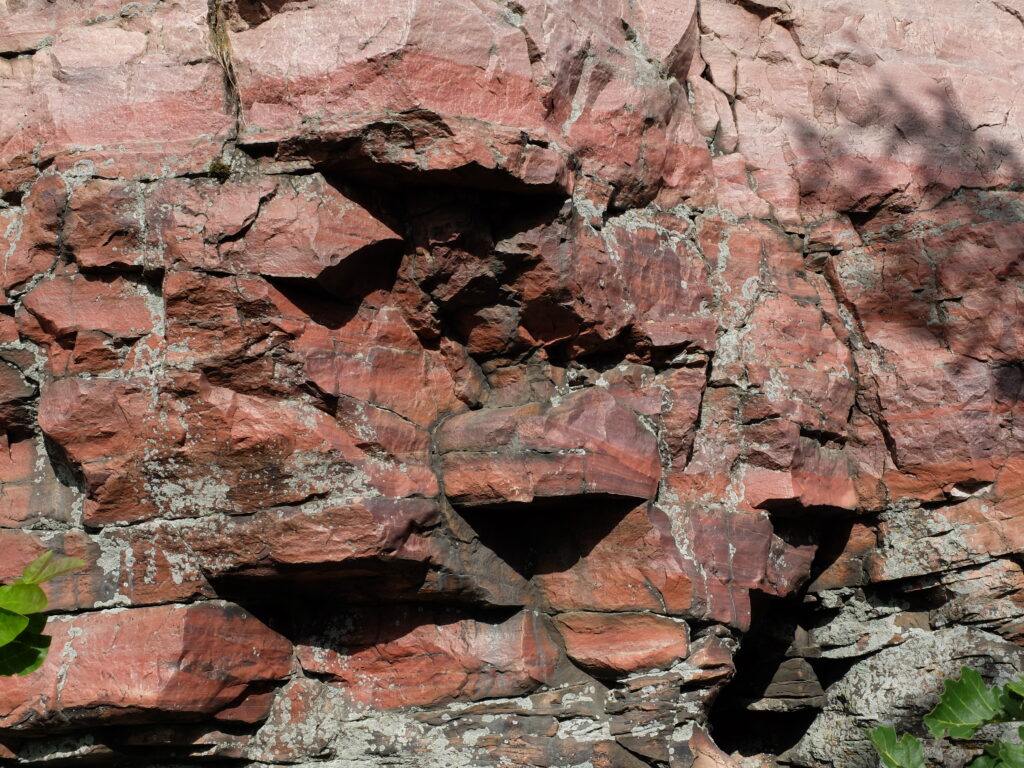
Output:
[
  {"xmin": 929, "ymin": 560, "xmax": 1024, "ymax": 644},
  {"xmin": 226, "ymin": 0, "xmax": 708, "ymax": 203},
  {"xmin": 0, "ymin": 602, "xmax": 292, "ymax": 731},
  {"xmin": 867, "ymin": 495, "xmax": 1024, "ymax": 583},
  {"xmin": 2, "ymin": 0, "xmax": 1023, "ymax": 764},
  {"xmin": 798, "ymin": 588, "xmax": 930, "ymax": 660},
  {"xmin": 0, "ymin": 0, "xmax": 232, "ymax": 177},
  {"xmin": 0, "ymin": 174, "xmax": 66, "ymax": 300},
  {"xmin": 38, "ymin": 375, "xmax": 435, "ymax": 525},
  {"xmin": 18, "ymin": 274, "xmax": 157, "ymax": 374},
  {"xmin": 295, "ymin": 607, "xmax": 562, "ymax": 709},
  {"xmin": 745, "ymin": 658, "xmax": 824, "ymax": 712},
  {"xmin": 438, "ymin": 388, "xmax": 660, "ymax": 506},
  {"xmin": 530, "ymin": 504, "xmax": 697, "ymax": 617},
  {"xmin": 789, "ymin": 628, "xmax": 1024, "ymax": 768},
  {"xmin": 554, "ymin": 612, "xmax": 689, "ymax": 678}
]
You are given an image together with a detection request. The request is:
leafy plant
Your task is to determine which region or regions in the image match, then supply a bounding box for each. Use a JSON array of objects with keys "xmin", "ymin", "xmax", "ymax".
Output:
[
  {"xmin": 870, "ymin": 666, "xmax": 1024, "ymax": 768},
  {"xmin": 870, "ymin": 725, "xmax": 926, "ymax": 768},
  {"xmin": 0, "ymin": 552, "xmax": 85, "ymax": 676}
]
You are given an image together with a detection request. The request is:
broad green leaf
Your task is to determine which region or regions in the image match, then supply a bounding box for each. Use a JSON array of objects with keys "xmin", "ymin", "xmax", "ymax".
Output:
[
  {"xmin": 0, "ymin": 583, "xmax": 46, "ymax": 614},
  {"xmin": 990, "ymin": 738, "xmax": 1024, "ymax": 768},
  {"xmin": 925, "ymin": 667, "xmax": 1006, "ymax": 739},
  {"xmin": 22, "ymin": 613, "xmax": 46, "ymax": 636},
  {"xmin": 869, "ymin": 726, "xmax": 926, "ymax": 768},
  {"xmin": 1003, "ymin": 684, "xmax": 1024, "ymax": 708},
  {"xmin": 966, "ymin": 738, "xmax": 1024, "ymax": 768},
  {"xmin": 0, "ymin": 630, "xmax": 51, "ymax": 676},
  {"xmin": 17, "ymin": 552, "xmax": 85, "ymax": 585},
  {"xmin": 1004, "ymin": 680, "xmax": 1024, "ymax": 700},
  {"xmin": 16, "ymin": 551, "xmax": 54, "ymax": 585},
  {"xmin": 1000, "ymin": 687, "xmax": 1024, "ymax": 722},
  {"xmin": 0, "ymin": 608, "xmax": 29, "ymax": 647}
]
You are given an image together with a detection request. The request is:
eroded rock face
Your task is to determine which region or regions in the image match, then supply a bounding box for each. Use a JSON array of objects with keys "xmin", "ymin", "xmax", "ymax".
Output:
[
  {"xmin": 0, "ymin": 602, "xmax": 293, "ymax": 731},
  {"xmin": 1, "ymin": 0, "xmax": 1023, "ymax": 765},
  {"xmin": 438, "ymin": 387, "xmax": 661, "ymax": 506}
]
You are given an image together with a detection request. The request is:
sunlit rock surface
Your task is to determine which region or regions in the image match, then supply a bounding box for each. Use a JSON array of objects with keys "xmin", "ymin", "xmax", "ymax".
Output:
[{"xmin": 1, "ymin": 0, "xmax": 1023, "ymax": 765}]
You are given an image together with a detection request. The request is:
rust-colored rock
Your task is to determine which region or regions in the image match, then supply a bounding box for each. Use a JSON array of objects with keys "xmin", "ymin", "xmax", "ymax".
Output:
[
  {"xmin": 0, "ymin": 602, "xmax": 292, "ymax": 731},
  {"xmin": 38, "ymin": 375, "xmax": 436, "ymax": 525},
  {"xmin": 1, "ymin": 0, "xmax": 1023, "ymax": 764},
  {"xmin": 295, "ymin": 607, "xmax": 562, "ymax": 709},
  {"xmin": 438, "ymin": 388, "xmax": 661, "ymax": 506},
  {"xmin": 554, "ymin": 612, "xmax": 689, "ymax": 678}
]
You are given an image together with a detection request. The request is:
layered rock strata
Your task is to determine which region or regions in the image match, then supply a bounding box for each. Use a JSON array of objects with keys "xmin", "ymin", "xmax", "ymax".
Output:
[{"xmin": 1, "ymin": 0, "xmax": 1023, "ymax": 766}]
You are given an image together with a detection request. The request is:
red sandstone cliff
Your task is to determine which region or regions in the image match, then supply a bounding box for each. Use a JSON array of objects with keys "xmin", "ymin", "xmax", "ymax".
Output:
[{"xmin": 1, "ymin": 0, "xmax": 1023, "ymax": 766}]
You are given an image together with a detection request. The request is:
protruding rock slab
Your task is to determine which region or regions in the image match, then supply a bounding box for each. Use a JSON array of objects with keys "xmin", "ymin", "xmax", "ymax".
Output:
[
  {"xmin": 38, "ymin": 376, "xmax": 436, "ymax": 525},
  {"xmin": 553, "ymin": 612, "xmax": 689, "ymax": 678},
  {"xmin": 295, "ymin": 608, "xmax": 562, "ymax": 709},
  {"xmin": 0, "ymin": 602, "xmax": 293, "ymax": 731},
  {"xmin": 438, "ymin": 388, "xmax": 661, "ymax": 507}
]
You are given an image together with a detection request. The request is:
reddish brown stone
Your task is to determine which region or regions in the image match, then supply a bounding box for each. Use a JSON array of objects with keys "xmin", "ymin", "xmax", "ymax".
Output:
[
  {"xmin": 554, "ymin": 612, "xmax": 689, "ymax": 678},
  {"xmin": 682, "ymin": 634, "xmax": 736, "ymax": 688},
  {"xmin": 242, "ymin": 678, "xmax": 341, "ymax": 763},
  {"xmin": 867, "ymin": 495, "xmax": 1024, "ymax": 582},
  {"xmin": 39, "ymin": 376, "xmax": 436, "ymax": 525},
  {"xmin": 0, "ymin": 529, "xmax": 105, "ymax": 611},
  {"xmin": 533, "ymin": 504, "xmax": 695, "ymax": 616},
  {"xmin": 226, "ymin": 0, "xmax": 706, "ymax": 201},
  {"xmin": 0, "ymin": 0, "xmax": 232, "ymax": 177},
  {"xmin": 296, "ymin": 608, "xmax": 561, "ymax": 709},
  {"xmin": 179, "ymin": 497, "xmax": 440, "ymax": 576},
  {"xmin": 218, "ymin": 175, "xmax": 401, "ymax": 278},
  {"xmin": 64, "ymin": 180, "xmax": 152, "ymax": 270},
  {"xmin": 18, "ymin": 275, "xmax": 156, "ymax": 373},
  {"xmin": 1, "ymin": 0, "xmax": 1023, "ymax": 764},
  {"xmin": 807, "ymin": 523, "xmax": 877, "ymax": 592},
  {"xmin": 1, "ymin": 174, "xmax": 65, "ymax": 299},
  {"xmin": 0, "ymin": 602, "xmax": 292, "ymax": 731},
  {"xmin": 439, "ymin": 388, "xmax": 660, "ymax": 506},
  {"xmin": 296, "ymin": 303, "xmax": 474, "ymax": 427},
  {"xmin": 513, "ymin": 210, "xmax": 716, "ymax": 356}
]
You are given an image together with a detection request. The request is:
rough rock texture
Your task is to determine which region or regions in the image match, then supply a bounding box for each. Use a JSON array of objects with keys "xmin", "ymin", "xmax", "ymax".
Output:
[
  {"xmin": 0, "ymin": 0, "xmax": 1023, "ymax": 766},
  {"xmin": 788, "ymin": 628, "xmax": 1024, "ymax": 768}
]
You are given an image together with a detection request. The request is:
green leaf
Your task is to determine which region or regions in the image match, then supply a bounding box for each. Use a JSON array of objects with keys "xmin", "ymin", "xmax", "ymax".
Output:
[
  {"xmin": 1001, "ymin": 687, "xmax": 1024, "ymax": 722},
  {"xmin": 0, "ymin": 630, "xmax": 51, "ymax": 676},
  {"xmin": 924, "ymin": 667, "xmax": 1006, "ymax": 739},
  {"xmin": 990, "ymin": 739, "xmax": 1024, "ymax": 768},
  {"xmin": 17, "ymin": 552, "xmax": 85, "ymax": 585},
  {"xmin": 0, "ymin": 583, "xmax": 46, "ymax": 615},
  {"xmin": 869, "ymin": 726, "xmax": 926, "ymax": 768},
  {"xmin": 1004, "ymin": 680, "xmax": 1024, "ymax": 700},
  {"xmin": 966, "ymin": 738, "xmax": 1024, "ymax": 768},
  {"xmin": 0, "ymin": 608, "xmax": 29, "ymax": 647},
  {"xmin": 967, "ymin": 755, "xmax": 999, "ymax": 768}
]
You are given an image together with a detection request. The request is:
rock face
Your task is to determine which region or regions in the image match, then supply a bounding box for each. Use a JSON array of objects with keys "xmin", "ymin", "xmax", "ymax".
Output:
[{"xmin": 0, "ymin": 0, "xmax": 1022, "ymax": 766}]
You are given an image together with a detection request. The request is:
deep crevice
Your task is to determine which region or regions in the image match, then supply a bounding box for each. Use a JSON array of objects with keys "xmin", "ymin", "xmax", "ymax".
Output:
[
  {"xmin": 708, "ymin": 594, "xmax": 821, "ymax": 757},
  {"xmin": 456, "ymin": 497, "xmax": 639, "ymax": 580}
]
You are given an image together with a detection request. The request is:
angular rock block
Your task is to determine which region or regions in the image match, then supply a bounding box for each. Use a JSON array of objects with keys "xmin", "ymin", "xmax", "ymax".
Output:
[
  {"xmin": 295, "ymin": 607, "xmax": 562, "ymax": 709},
  {"xmin": 531, "ymin": 504, "xmax": 696, "ymax": 617},
  {"xmin": 0, "ymin": 602, "xmax": 293, "ymax": 731},
  {"xmin": 38, "ymin": 376, "xmax": 436, "ymax": 525},
  {"xmin": 553, "ymin": 612, "xmax": 689, "ymax": 678},
  {"xmin": 438, "ymin": 388, "xmax": 661, "ymax": 507},
  {"xmin": 225, "ymin": 0, "xmax": 705, "ymax": 200},
  {"xmin": 0, "ymin": 0, "xmax": 232, "ymax": 177}
]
